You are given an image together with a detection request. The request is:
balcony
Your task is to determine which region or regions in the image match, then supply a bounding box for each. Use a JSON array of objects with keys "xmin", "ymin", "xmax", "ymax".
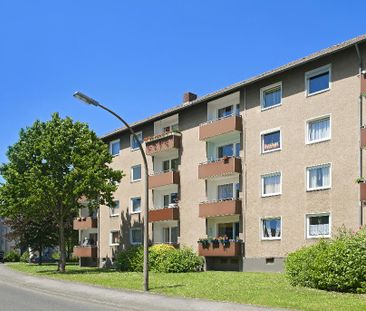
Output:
[
  {"xmin": 361, "ymin": 128, "xmax": 366, "ymax": 148},
  {"xmin": 149, "ymin": 205, "xmax": 179, "ymax": 222},
  {"xmin": 73, "ymin": 246, "xmax": 97, "ymax": 258},
  {"xmin": 198, "ymin": 241, "xmax": 242, "ymax": 257},
  {"xmin": 73, "ymin": 217, "xmax": 97, "ymax": 230},
  {"xmin": 199, "ymin": 115, "xmax": 242, "ymax": 141},
  {"xmin": 199, "ymin": 199, "xmax": 242, "ymax": 218},
  {"xmin": 198, "ymin": 157, "xmax": 241, "ymax": 179},
  {"xmin": 149, "ymin": 171, "xmax": 180, "ymax": 189},
  {"xmin": 145, "ymin": 131, "xmax": 181, "ymax": 156}
]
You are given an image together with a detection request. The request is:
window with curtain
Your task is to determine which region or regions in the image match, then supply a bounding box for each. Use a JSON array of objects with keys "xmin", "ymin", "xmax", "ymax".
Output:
[
  {"xmin": 131, "ymin": 197, "xmax": 141, "ymax": 213},
  {"xmin": 262, "ymin": 173, "xmax": 281, "ymax": 196},
  {"xmin": 163, "ymin": 228, "xmax": 170, "ymax": 243},
  {"xmin": 110, "ymin": 200, "xmax": 120, "ymax": 216},
  {"xmin": 171, "ymin": 227, "xmax": 178, "ymax": 243},
  {"xmin": 217, "ymin": 105, "xmax": 233, "ymax": 119},
  {"xmin": 217, "ymin": 183, "xmax": 234, "ymax": 200},
  {"xmin": 262, "ymin": 84, "xmax": 282, "ymax": 109},
  {"xmin": 110, "ymin": 140, "xmax": 120, "ymax": 156},
  {"xmin": 130, "ymin": 132, "xmax": 143, "ymax": 150},
  {"xmin": 130, "ymin": 228, "xmax": 142, "ymax": 244},
  {"xmin": 218, "ymin": 144, "xmax": 234, "ymax": 158},
  {"xmin": 131, "ymin": 165, "xmax": 141, "ymax": 181},
  {"xmin": 262, "ymin": 218, "xmax": 281, "ymax": 239},
  {"xmin": 307, "ymin": 215, "xmax": 330, "ymax": 237},
  {"xmin": 262, "ymin": 131, "xmax": 281, "ymax": 152},
  {"xmin": 307, "ymin": 164, "xmax": 330, "ymax": 190},
  {"xmin": 308, "ymin": 117, "xmax": 330, "ymax": 143}
]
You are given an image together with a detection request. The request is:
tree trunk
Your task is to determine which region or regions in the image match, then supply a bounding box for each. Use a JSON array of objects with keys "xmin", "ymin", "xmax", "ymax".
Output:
[
  {"xmin": 39, "ymin": 245, "xmax": 43, "ymax": 266},
  {"xmin": 58, "ymin": 205, "xmax": 66, "ymax": 273}
]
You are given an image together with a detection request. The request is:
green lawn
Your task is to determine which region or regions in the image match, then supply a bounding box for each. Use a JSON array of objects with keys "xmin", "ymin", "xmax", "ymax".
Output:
[{"xmin": 7, "ymin": 263, "xmax": 366, "ymax": 311}]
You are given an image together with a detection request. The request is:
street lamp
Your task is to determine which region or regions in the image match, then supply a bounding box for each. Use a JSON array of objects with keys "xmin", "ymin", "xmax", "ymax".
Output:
[{"xmin": 73, "ymin": 91, "xmax": 150, "ymax": 291}]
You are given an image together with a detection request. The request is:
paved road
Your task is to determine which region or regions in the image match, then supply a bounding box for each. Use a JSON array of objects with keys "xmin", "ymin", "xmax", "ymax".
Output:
[{"xmin": 0, "ymin": 264, "xmax": 285, "ymax": 311}]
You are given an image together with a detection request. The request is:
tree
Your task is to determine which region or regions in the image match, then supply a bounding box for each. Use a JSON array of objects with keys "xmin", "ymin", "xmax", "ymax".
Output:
[{"xmin": 0, "ymin": 113, "xmax": 122, "ymax": 272}]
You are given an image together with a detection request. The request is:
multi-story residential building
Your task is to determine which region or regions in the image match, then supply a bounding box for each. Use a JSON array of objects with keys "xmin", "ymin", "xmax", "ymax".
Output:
[
  {"xmin": 0, "ymin": 217, "xmax": 16, "ymax": 253},
  {"xmin": 74, "ymin": 34, "xmax": 366, "ymax": 271}
]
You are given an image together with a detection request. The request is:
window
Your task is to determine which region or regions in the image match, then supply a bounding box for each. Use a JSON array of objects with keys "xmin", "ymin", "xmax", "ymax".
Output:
[
  {"xmin": 163, "ymin": 193, "xmax": 178, "ymax": 207},
  {"xmin": 130, "ymin": 228, "xmax": 142, "ymax": 245},
  {"xmin": 307, "ymin": 116, "xmax": 331, "ymax": 144},
  {"xmin": 109, "ymin": 139, "xmax": 120, "ymax": 156},
  {"xmin": 110, "ymin": 200, "xmax": 120, "ymax": 217},
  {"xmin": 162, "ymin": 158, "xmax": 179, "ymax": 172},
  {"xmin": 130, "ymin": 132, "xmax": 143, "ymax": 150},
  {"xmin": 162, "ymin": 226, "xmax": 178, "ymax": 244},
  {"xmin": 305, "ymin": 65, "xmax": 331, "ymax": 96},
  {"xmin": 262, "ymin": 172, "xmax": 281, "ymax": 197},
  {"xmin": 307, "ymin": 164, "xmax": 331, "ymax": 191},
  {"xmin": 218, "ymin": 143, "xmax": 240, "ymax": 158},
  {"xmin": 218, "ymin": 105, "xmax": 233, "ymax": 119},
  {"xmin": 217, "ymin": 222, "xmax": 239, "ymax": 240},
  {"xmin": 261, "ymin": 82, "xmax": 282, "ymax": 110},
  {"xmin": 110, "ymin": 231, "xmax": 120, "ymax": 246},
  {"xmin": 307, "ymin": 214, "xmax": 331, "ymax": 238},
  {"xmin": 262, "ymin": 218, "xmax": 281, "ymax": 240},
  {"xmin": 131, "ymin": 165, "xmax": 141, "ymax": 182},
  {"xmin": 261, "ymin": 130, "xmax": 281, "ymax": 153},
  {"xmin": 163, "ymin": 124, "xmax": 179, "ymax": 133},
  {"xmin": 217, "ymin": 183, "xmax": 234, "ymax": 200},
  {"xmin": 130, "ymin": 197, "xmax": 141, "ymax": 213},
  {"xmin": 170, "ymin": 193, "xmax": 178, "ymax": 204},
  {"xmin": 163, "ymin": 195, "xmax": 170, "ymax": 207}
]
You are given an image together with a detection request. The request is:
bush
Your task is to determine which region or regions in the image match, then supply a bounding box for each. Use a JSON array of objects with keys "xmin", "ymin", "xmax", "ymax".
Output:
[
  {"xmin": 20, "ymin": 251, "xmax": 30, "ymax": 263},
  {"xmin": 116, "ymin": 244, "xmax": 203, "ymax": 273},
  {"xmin": 285, "ymin": 227, "xmax": 366, "ymax": 293},
  {"xmin": 4, "ymin": 250, "xmax": 20, "ymax": 262}
]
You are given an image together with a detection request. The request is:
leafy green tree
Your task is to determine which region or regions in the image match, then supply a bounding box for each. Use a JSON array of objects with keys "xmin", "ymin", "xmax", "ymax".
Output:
[{"xmin": 0, "ymin": 113, "xmax": 122, "ymax": 272}]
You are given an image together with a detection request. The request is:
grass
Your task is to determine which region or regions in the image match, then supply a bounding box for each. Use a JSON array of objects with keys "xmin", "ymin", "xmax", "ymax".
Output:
[{"xmin": 7, "ymin": 263, "xmax": 366, "ymax": 311}]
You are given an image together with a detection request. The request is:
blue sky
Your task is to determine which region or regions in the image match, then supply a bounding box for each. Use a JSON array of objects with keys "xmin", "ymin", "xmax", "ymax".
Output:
[{"xmin": 0, "ymin": 0, "xmax": 364, "ymax": 165}]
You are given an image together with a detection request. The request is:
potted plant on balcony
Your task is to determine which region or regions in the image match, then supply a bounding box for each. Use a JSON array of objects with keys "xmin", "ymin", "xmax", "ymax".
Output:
[
  {"xmin": 356, "ymin": 177, "xmax": 366, "ymax": 184},
  {"xmin": 218, "ymin": 236, "xmax": 230, "ymax": 248},
  {"xmin": 198, "ymin": 238, "xmax": 210, "ymax": 249}
]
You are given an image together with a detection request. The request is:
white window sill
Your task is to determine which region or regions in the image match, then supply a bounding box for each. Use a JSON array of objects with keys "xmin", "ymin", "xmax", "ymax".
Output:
[
  {"xmin": 131, "ymin": 179, "xmax": 142, "ymax": 183},
  {"xmin": 261, "ymin": 103, "xmax": 282, "ymax": 112},
  {"xmin": 110, "ymin": 214, "xmax": 119, "ymax": 217},
  {"xmin": 110, "ymin": 243, "xmax": 119, "ymax": 247},
  {"xmin": 306, "ymin": 235, "xmax": 331, "ymax": 239},
  {"xmin": 306, "ymin": 138, "xmax": 331, "ymax": 145},
  {"xmin": 130, "ymin": 211, "xmax": 141, "ymax": 215},
  {"xmin": 261, "ymin": 237, "xmax": 281, "ymax": 241},
  {"xmin": 307, "ymin": 186, "xmax": 331, "ymax": 192},
  {"xmin": 262, "ymin": 148, "xmax": 281, "ymax": 154},
  {"xmin": 261, "ymin": 193, "xmax": 282, "ymax": 198},
  {"xmin": 306, "ymin": 88, "xmax": 330, "ymax": 97}
]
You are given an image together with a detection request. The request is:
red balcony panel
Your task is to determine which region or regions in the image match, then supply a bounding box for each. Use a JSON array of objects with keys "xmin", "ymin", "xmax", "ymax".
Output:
[
  {"xmin": 149, "ymin": 171, "xmax": 180, "ymax": 189},
  {"xmin": 145, "ymin": 132, "xmax": 181, "ymax": 155},
  {"xmin": 199, "ymin": 115, "xmax": 242, "ymax": 141},
  {"xmin": 198, "ymin": 242, "xmax": 242, "ymax": 257},
  {"xmin": 149, "ymin": 207, "xmax": 179, "ymax": 222},
  {"xmin": 73, "ymin": 246, "xmax": 97, "ymax": 258},
  {"xmin": 198, "ymin": 157, "xmax": 241, "ymax": 179},
  {"xmin": 199, "ymin": 199, "xmax": 242, "ymax": 218},
  {"xmin": 73, "ymin": 217, "xmax": 97, "ymax": 230}
]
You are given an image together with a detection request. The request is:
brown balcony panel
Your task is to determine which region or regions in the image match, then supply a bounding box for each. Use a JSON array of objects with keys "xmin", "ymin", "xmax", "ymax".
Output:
[
  {"xmin": 149, "ymin": 207, "xmax": 179, "ymax": 222},
  {"xmin": 198, "ymin": 242, "xmax": 242, "ymax": 257},
  {"xmin": 198, "ymin": 157, "xmax": 241, "ymax": 179},
  {"xmin": 73, "ymin": 246, "xmax": 97, "ymax": 258},
  {"xmin": 361, "ymin": 128, "xmax": 366, "ymax": 149},
  {"xmin": 199, "ymin": 199, "xmax": 242, "ymax": 218},
  {"xmin": 360, "ymin": 183, "xmax": 366, "ymax": 201},
  {"xmin": 149, "ymin": 171, "xmax": 180, "ymax": 189},
  {"xmin": 145, "ymin": 134, "xmax": 181, "ymax": 155},
  {"xmin": 199, "ymin": 115, "xmax": 242, "ymax": 141},
  {"xmin": 73, "ymin": 217, "xmax": 97, "ymax": 230}
]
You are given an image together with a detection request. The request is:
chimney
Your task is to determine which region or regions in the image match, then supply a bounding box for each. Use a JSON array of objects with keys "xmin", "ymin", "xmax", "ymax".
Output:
[{"xmin": 183, "ymin": 92, "xmax": 197, "ymax": 103}]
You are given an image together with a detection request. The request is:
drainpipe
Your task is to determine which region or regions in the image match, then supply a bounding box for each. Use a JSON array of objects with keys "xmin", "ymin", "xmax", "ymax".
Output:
[{"xmin": 355, "ymin": 43, "xmax": 364, "ymax": 226}]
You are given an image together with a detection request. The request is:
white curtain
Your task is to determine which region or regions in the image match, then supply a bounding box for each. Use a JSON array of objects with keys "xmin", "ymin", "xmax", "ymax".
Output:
[
  {"xmin": 263, "ymin": 219, "xmax": 281, "ymax": 238},
  {"xmin": 264, "ymin": 87, "xmax": 281, "ymax": 108},
  {"xmin": 263, "ymin": 174, "xmax": 280, "ymax": 194},
  {"xmin": 309, "ymin": 118, "xmax": 330, "ymax": 142},
  {"xmin": 309, "ymin": 166, "xmax": 330, "ymax": 189},
  {"xmin": 218, "ymin": 184, "xmax": 233, "ymax": 200},
  {"xmin": 309, "ymin": 224, "xmax": 329, "ymax": 236}
]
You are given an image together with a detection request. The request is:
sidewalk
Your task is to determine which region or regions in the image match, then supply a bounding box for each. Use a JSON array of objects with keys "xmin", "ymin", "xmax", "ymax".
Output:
[{"xmin": 0, "ymin": 264, "xmax": 286, "ymax": 311}]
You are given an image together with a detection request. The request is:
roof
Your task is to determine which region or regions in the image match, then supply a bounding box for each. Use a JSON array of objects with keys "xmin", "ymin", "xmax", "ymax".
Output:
[{"xmin": 102, "ymin": 34, "xmax": 366, "ymax": 139}]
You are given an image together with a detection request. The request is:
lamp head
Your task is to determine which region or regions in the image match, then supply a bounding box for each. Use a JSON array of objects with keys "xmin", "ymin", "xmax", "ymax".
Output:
[{"xmin": 73, "ymin": 91, "xmax": 99, "ymax": 106}]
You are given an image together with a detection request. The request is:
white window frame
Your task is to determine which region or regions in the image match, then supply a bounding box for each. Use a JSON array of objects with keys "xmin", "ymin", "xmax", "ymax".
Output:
[
  {"xmin": 260, "ymin": 82, "xmax": 282, "ymax": 111},
  {"xmin": 131, "ymin": 165, "xmax": 142, "ymax": 182},
  {"xmin": 306, "ymin": 163, "xmax": 332, "ymax": 191},
  {"xmin": 305, "ymin": 64, "xmax": 332, "ymax": 97},
  {"xmin": 261, "ymin": 217, "xmax": 282, "ymax": 241},
  {"xmin": 261, "ymin": 172, "xmax": 282, "ymax": 197},
  {"xmin": 130, "ymin": 131, "xmax": 143, "ymax": 151},
  {"xmin": 110, "ymin": 200, "xmax": 120, "ymax": 217},
  {"xmin": 130, "ymin": 197, "xmax": 141, "ymax": 214},
  {"xmin": 260, "ymin": 127, "xmax": 282, "ymax": 154},
  {"xmin": 305, "ymin": 114, "xmax": 331, "ymax": 145},
  {"xmin": 130, "ymin": 227, "xmax": 142, "ymax": 245},
  {"xmin": 109, "ymin": 230, "xmax": 120, "ymax": 246},
  {"xmin": 306, "ymin": 213, "xmax": 331, "ymax": 239},
  {"xmin": 109, "ymin": 139, "xmax": 120, "ymax": 157}
]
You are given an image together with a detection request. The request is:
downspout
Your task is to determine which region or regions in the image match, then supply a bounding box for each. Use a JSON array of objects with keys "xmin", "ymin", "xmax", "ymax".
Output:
[{"xmin": 355, "ymin": 43, "xmax": 364, "ymax": 226}]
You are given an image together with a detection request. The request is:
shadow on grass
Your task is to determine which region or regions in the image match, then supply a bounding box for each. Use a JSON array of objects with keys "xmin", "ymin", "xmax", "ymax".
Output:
[{"xmin": 151, "ymin": 284, "xmax": 185, "ymax": 290}]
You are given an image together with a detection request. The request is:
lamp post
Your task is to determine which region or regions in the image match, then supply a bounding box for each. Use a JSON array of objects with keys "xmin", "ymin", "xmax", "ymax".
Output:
[{"xmin": 73, "ymin": 91, "xmax": 149, "ymax": 291}]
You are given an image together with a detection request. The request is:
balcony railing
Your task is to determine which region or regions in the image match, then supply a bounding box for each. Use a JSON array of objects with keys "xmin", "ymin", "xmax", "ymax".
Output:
[
  {"xmin": 360, "ymin": 182, "xmax": 366, "ymax": 200},
  {"xmin": 361, "ymin": 128, "xmax": 366, "ymax": 149},
  {"xmin": 73, "ymin": 246, "xmax": 98, "ymax": 258},
  {"xmin": 145, "ymin": 131, "xmax": 181, "ymax": 155},
  {"xmin": 198, "ymin": 156, "xmax": 241, "ymax": 179},
  {"xmin": 199, "ymin": 114, "xmax": 242, "ymax": 141},
  {"xmin": 149, "ymin": 204, "xmax": 179, "ymax": 222},
  {"xmin": 149, "ymin": 170, "xmax": 180, "ymax": 189},
  {"xmin": 73, "ymin": 217, "xmax": 97, "ymax": 230},
  {"xmin": 198, "ymin": 240, "xmax": 243, "ymax": 257},
  {"xmin": 199, "ymin": 199, "xmax": 242, "ymax": 218}
]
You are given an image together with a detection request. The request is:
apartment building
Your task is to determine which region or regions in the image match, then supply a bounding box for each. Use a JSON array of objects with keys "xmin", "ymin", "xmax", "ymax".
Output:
[
  {"xmin": 0, "ymin": 217, "xmax": 15, "ymax": 253},
  {"xmin": 74, "ymin": 34, "xmax": 366, "ymax": 271}
]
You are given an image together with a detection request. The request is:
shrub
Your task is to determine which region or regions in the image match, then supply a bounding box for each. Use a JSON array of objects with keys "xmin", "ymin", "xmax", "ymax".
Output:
[
  {"xmin": 4, "ymin": 250, "xmax": 20, "ymax": 262},
  {"xmin": 285, "ymin": 227, "xmax": 366, "ymax": 293},
  {"xmin": 20, "ymin": 251, "xmax": 30, "ymax": 263},
  {"xmin": 116, "ymin": 244, "xmax": 203, "ymax": 273}
]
